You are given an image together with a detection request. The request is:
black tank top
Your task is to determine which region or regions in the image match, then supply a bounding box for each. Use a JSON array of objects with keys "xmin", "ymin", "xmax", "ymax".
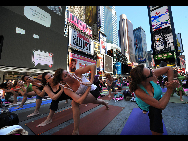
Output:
[{"xmin": 48, "ymin": 83, "xmax": 61, "ymax": 94}]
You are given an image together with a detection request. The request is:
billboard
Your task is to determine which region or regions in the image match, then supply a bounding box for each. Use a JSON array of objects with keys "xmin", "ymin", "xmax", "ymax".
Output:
[
  {"xmin": 104, "ymin": 54, "xmax": 113, "ymax": 73},
  {"xmin": 115, "ymin": 62, "xmax": 121, "ymax": 75},
  {"xmin": 148, "ymin": 6, "xmax": 177, "ymax": 55},
  {"xmin": 0, "ymin": 6, "xmax": 68, "ymax": 70},
  {"xmin": 150, "ymin": 6, "xmax": 171, "ymax": 32},
  {"xmin": 69, "ymin": 27, "xmax": 94, "ymax": 55},
  {"xmin": 176, "ymin": 33, "xmax": 183, "ymax": 53},
  {"xmin": 69, "ymin": 52, "xmax": 96, "ymax": 73},
  {"xmin": 66, "ymin": 10, "xmax": 92, "ymax": 37}
]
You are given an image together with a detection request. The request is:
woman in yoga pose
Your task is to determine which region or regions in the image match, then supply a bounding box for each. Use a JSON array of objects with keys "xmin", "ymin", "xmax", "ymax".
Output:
[
  {"xmin": 129, "ymin": 65, "xmax": 179, "ymax": 135},
  {"xmin": 36, "ymin": 72, "xmax": 72, "ymax": 127},
  {"xmin": 53, "ymin": 64, "xmax": 109, "ymax": 135}
]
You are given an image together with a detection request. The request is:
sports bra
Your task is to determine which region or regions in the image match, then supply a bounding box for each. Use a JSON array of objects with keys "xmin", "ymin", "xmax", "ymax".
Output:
[
  {"xmin": 48, "ymin": 83, "xmax": 62, "ymax": 94},
  {"xmin": 136, "ymin": 81, "xmax": 162, "ymax": 111},
  {"xmin": 64, "ymin": 73, "xmax": 97, "ymax": 95}
]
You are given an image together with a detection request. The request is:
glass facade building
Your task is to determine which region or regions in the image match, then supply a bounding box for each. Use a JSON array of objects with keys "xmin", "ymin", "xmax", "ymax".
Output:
[
  {"xmin": 100, "ymin": 6, "xmax": 118, "ymax": 46},
  {"xmin": 133, "ymin": 26, "xmax": 147, "ymax": 63}
]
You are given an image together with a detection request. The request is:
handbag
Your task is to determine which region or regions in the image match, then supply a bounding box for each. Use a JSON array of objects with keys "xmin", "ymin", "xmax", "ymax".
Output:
[{"xmin": 0, "ymin": 112, "xmax": 19, "ymax": 129}]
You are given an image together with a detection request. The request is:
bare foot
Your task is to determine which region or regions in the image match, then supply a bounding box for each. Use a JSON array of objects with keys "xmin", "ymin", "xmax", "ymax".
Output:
[
  {"xmin": 180, "ymin": 99, "xmax": 184, "ymax": 101},
  {"xmin": 14, "ymin": 105, "xmax": 23, "ymax": 109},
  {"xmin": 27, "ymin": 111, "xmax": 39, "ymax": 117},
  {"xmin": 36, "ymin": 119, "xmax": 52, "ymax": 127},
  {"xmin": 72, "ymin": 130, "xmax": 79, "ymax": 135},
  {"xmin": 108, "ymin": 95, "xmax": 111, "ymax": 98}
]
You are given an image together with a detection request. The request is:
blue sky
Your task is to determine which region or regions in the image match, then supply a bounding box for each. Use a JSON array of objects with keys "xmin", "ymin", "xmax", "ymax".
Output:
[{"xmin": 115, "ymin": 6, "xmax": 188, "ymax": 71}]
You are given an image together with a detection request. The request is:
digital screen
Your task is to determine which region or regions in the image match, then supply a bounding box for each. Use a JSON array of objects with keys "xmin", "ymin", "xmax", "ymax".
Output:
[
  {"xmin": 104, "ymin": 54, "xmax": 113, "ymax": 73},
  {"xmin": 151, "ymin": 6, "xmax": 171, "ymax": 32},
  {"xmin": 0, "ymin": 6, "xmax": 68, "ymax": 70},
  {"xmin": 154, "ymin": 32, "xmax": 174, "ymax": 52}
]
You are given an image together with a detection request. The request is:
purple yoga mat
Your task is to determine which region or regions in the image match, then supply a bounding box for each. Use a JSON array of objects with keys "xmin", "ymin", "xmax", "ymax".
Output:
[{"xmin": 120, "ymin": 108, "xmax": 168, "ymax": 135}]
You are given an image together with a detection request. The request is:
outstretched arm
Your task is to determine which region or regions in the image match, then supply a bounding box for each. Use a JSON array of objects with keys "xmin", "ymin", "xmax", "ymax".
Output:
[
  {"xmin": 64, "ymin": 86, "xmax": 91, "ymax": 104},
  {"xmin": 153, "ymin": 66, "xmax": 174, "ymax": 82},
  {"xmin": 75, "ymin": 65, "xmax": 96, "ymax": 83}
]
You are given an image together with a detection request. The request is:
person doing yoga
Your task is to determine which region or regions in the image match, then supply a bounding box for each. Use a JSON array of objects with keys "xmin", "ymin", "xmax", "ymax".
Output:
[
  {"xmin": 36, "ymin": 72, "xmax": 72, "ymax": 127},
  {"xmin": 53, "ymin": 64, "xmax": 109, "ymax": 135},
  {"xmin": 129, "ymin": 65, "xmax": 179, "ymax": 135}
]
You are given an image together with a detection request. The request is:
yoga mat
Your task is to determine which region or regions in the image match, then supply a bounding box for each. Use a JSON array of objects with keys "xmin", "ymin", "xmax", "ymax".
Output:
[
  {"xmin": 100, "ymin": 93, "xmax": 114, "ymax": 100},
  {"xmin": 120, "ymin": 108, "xmax": 168, "ymax": 135},
  {"xmin": 52, "ymin": 105, "xmax": 123, "ymax": 135},
  {"xmin": 8, "ymin": 99, "xmax": 52, "ymax": 112},
  {"xmin": 18, "ymin": 100, "xmax": 72, "ymax": 122},
  {"xmin": 169, "ymin": 93, "xmax": 188, "ymax": 104},
  {"xmin": 26, "ymin": 103, "xmax": 99, "ymax": 135}
]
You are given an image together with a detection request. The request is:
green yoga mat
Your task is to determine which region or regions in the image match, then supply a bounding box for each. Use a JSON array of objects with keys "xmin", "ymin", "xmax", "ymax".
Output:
[{"xmin": 169, "ymin": 93, "xmax": 188, "ymax": 104}]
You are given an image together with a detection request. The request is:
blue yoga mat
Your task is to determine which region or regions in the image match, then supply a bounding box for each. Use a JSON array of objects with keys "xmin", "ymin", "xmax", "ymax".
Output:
[
  {"xmin": 9, "ymin": 99, "xmax": 52, "ymax": 112},
  {"xmin": 120, "ymin": 108, "xmax": 168, "ymax": 135}
]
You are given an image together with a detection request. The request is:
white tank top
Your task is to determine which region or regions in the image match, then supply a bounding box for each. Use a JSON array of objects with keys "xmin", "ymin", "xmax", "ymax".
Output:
[{"xmin": 65, "ymin": 74, "xmax": 97, "ymax": 95}]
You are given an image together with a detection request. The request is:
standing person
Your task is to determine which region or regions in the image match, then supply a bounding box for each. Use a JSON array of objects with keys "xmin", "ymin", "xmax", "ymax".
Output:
[
  {"xmin": 36, "ymin": 72, "xmax": 72, "ymax": 127},
  {"xmin": 53, "ymin": 65, "xmax": 109, "ymax": 135},
  {"xmin": 173, "ymin": 70, "xmax": 187, "ymax": 101},
  {"xmin": 106, "ymin": 73, "xmax": 113, "ymax": 98},
  {"xmin": 129, "ymin": 64, "xmax": 179, "ymax": 135}
]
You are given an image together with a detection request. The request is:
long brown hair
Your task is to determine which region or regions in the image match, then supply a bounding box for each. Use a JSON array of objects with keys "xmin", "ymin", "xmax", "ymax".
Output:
[
  {"xmin": 129, "ymin": 64, "xmax": 147, "ymax": 93},
  {"xmin": 53, "ymin": 68, "xmax": 64, "ymax": 86}
]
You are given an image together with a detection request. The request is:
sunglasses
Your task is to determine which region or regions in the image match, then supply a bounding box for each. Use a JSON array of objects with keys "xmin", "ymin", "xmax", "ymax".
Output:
[{"xmin": 146, "ymin": 68, "xmax": 153, "ymax": 79}]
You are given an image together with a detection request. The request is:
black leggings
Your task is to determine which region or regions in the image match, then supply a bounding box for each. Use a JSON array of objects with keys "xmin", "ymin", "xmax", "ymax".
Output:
[
  {"xmin": 90, "ymin": 87, "xmax": 100, "ymax": 100},
  {"xmin": 148, "ymin": 106, "xmax": 163, "ymax": 133},
  {"xmin": 50, "ymin": 93, "xmax": 72, "ymax": 111}
]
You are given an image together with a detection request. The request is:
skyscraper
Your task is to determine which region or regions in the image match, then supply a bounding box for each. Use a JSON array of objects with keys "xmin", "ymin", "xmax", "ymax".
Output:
[
  {"xmin": 100, "ymin": 6, "xmax": 118, "ymax": 46},
  {"xmin": 119, "ymin": 14, "xmax": 135, "ymax": 63},
  {"xmin": 133, "ymin": 26, "xmax": 147, "ymax": 64}
]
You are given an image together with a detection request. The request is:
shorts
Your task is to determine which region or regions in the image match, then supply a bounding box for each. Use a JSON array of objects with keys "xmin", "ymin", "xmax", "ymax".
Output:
[
  {"xmin": 36, "ymin": 92, "xmax": 48, "ymax": 100},
  {"xmin": 50, "ymin": 92, "xmax": 72, "ymax": 111},
  {"xmin": 148, "ymin": 106, "xmax": 163, "ymax": 133},
  {"xmin": 90, "ymin": 87, "xmax": 100, "ymax": 100}
]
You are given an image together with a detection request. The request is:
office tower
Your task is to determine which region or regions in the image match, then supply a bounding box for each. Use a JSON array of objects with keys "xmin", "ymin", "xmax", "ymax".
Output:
[
  {"xmin": 100, "ymin": 6, "xmax": 118, "ymax": 46},
  {"xmin": 119, "ymin": 14, "xmax": 135, "ymax": 63},
  {"xmin": 133, "ymin": 26, "xmax": 147, "ymax": 64}
]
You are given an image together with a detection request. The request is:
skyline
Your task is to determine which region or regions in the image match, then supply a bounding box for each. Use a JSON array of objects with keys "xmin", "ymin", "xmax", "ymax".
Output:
[{"xmin": 115, "ymin": 6, "xmax": 188, "ymax": 71}]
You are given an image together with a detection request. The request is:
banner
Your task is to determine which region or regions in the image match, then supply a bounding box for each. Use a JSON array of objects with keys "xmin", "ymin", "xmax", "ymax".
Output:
[
  {"xmin": 69, "ymin": 52, "xmax": 96, "ymax": 73},
  {"xmin": 69, "ymin": 27, "xmax": 94, "ymax": 55},
  {"xmin": 99, "ymin": 32, "xmax": 106, "ymax": 54},
  {"xmin": 115, "ymin": 62, "xmax": 121, "ymax": 75}
]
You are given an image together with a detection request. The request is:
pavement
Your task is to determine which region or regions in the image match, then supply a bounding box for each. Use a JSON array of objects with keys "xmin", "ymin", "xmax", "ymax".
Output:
[{"xmin": 4, "ymin": 86, "xmax": 188, "ymax": 135}]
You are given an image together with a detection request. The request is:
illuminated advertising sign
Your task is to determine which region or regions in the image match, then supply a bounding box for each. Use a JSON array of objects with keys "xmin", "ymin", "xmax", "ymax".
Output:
[
  {"xmin": 154, "ymin": 52, "xmax": 175, "ymax": 60},
  {"xmin": 99, "ymin": 32, "xmax": 106, "ymax": 54},
  {"xmin": 32, "ymin": 50, "xmax": 53, "ymax": 68},
  {"xmin": 150, "ymin": 6, "xmax": 171, "ymax": 32},
  {"xmin": 115, "ymin": 62, "xmax": 121, "ymax": 75},
  {"xmin": 69, "ymin": 27, "xmax": 94, "ymax": 55},
  {"xmin": 66, "ymin": 10, "xmax": 92, "ymax": 37},
  {"xmin": 104, "ymin": 54, "xmax": 113, "ymax": 73},
  {"xmin": 69, "ymin": 52, "xmax": 96, "ymax": 73},
  {"xmin": 154, "ymin": 29, "xmax": 174, "ymax": 52},
  {"xmin": 176, "ymin": 33, "xmax": 183, "ymax": 53},
  {"xmin": 148, "ymin": 6, "xmax": 177, "ymax": 55}
]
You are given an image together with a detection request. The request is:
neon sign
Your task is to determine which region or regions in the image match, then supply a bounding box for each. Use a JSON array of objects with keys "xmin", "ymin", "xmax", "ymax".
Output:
[{"xmin": 66, "ymin": 10, "xmax": 92, "ymax": 37}]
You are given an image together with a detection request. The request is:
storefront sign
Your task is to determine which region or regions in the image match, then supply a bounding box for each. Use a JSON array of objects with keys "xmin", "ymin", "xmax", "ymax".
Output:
[
  {"xmin": 67, "ymin": 10, "xmax": 92, "ymax": 37},
  {"xmin": 32, "ymin": 50, "xmax": 53, "ymax": 68},
  {"xmin": 69, "ymin": 27, "xmax": 94, "ymax": 55},
  {"xmin": 69, "ymin": 52, "xmax": 96, "ymax": 73}
]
